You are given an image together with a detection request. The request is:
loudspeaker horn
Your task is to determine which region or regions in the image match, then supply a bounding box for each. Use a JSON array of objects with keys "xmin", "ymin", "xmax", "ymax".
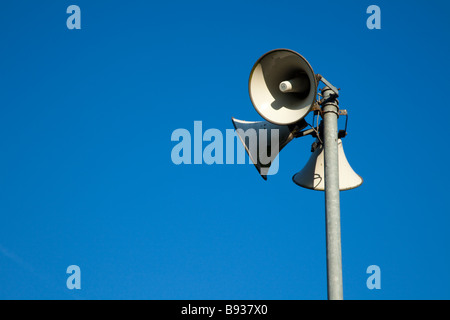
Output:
[
  {"xmin": 232, "ymin": 117, "xmax": 306, "ymax": 180},
  {"xmin": 292, "ymin": 139, "xmax": 363, "ymax": 191},
  {"xmin": 249, "ymin": 49, "xmax": 317, "ymax": 125}
]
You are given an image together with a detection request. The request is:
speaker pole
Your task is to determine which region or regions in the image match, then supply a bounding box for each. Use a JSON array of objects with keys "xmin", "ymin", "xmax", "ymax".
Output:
[{"xmin": 321, "ymin": 86, "xmax": 343, "ymax": 300}]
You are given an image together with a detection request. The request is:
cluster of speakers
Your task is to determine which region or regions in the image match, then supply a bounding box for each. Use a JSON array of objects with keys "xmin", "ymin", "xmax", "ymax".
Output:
[{"xmin": 232, "ymin": 49, "xmax": 362, "ymax": 190}]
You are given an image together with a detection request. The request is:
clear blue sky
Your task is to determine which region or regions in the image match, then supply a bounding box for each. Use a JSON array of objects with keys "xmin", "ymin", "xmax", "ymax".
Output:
[{"xmin": 0, "ymin": 0, "xmax": 449, "ymax": 300}]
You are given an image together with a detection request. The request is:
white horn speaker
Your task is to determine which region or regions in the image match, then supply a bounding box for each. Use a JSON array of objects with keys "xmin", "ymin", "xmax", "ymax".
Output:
[
  {"xmin": 292, "ymin": 139, "xmax": 363, "ymax": 191},
  {"xmin": 232, "ymin": 117, "xmax": 306, "ymax": 180},
  {"xmin": 249, "ymin": 49, "xmax": 317, "ymax": 125}
]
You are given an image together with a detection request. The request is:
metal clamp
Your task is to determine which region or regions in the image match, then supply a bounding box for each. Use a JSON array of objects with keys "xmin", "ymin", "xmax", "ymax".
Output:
[{"xmin": 316, "ymin": 74, "xmax": 340, "ymax": 96}]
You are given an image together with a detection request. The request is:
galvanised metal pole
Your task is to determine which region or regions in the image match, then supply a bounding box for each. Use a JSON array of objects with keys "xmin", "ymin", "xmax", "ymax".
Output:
[{"xmin": 321, "ymin": 86, "xmax": 343, "ymax": 300}]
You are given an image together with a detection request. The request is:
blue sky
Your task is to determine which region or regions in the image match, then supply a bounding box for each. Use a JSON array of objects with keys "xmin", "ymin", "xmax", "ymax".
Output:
[{"xmin": 0, "ymin": 0, "xmax": 449, "ymax": 299}]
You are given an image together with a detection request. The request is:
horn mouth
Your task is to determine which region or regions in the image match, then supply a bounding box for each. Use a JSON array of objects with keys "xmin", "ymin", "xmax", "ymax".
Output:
[
  {"xmin": 292, "ymin": 139, "xmax": 363, "ymax": 191},
  {"xmin": 248, "ymin": 49, "xmax": 317, "ymax": 125},
  {"xmin": 231, "ymin": 117, "xmax": 268, "ymax": 180}
]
